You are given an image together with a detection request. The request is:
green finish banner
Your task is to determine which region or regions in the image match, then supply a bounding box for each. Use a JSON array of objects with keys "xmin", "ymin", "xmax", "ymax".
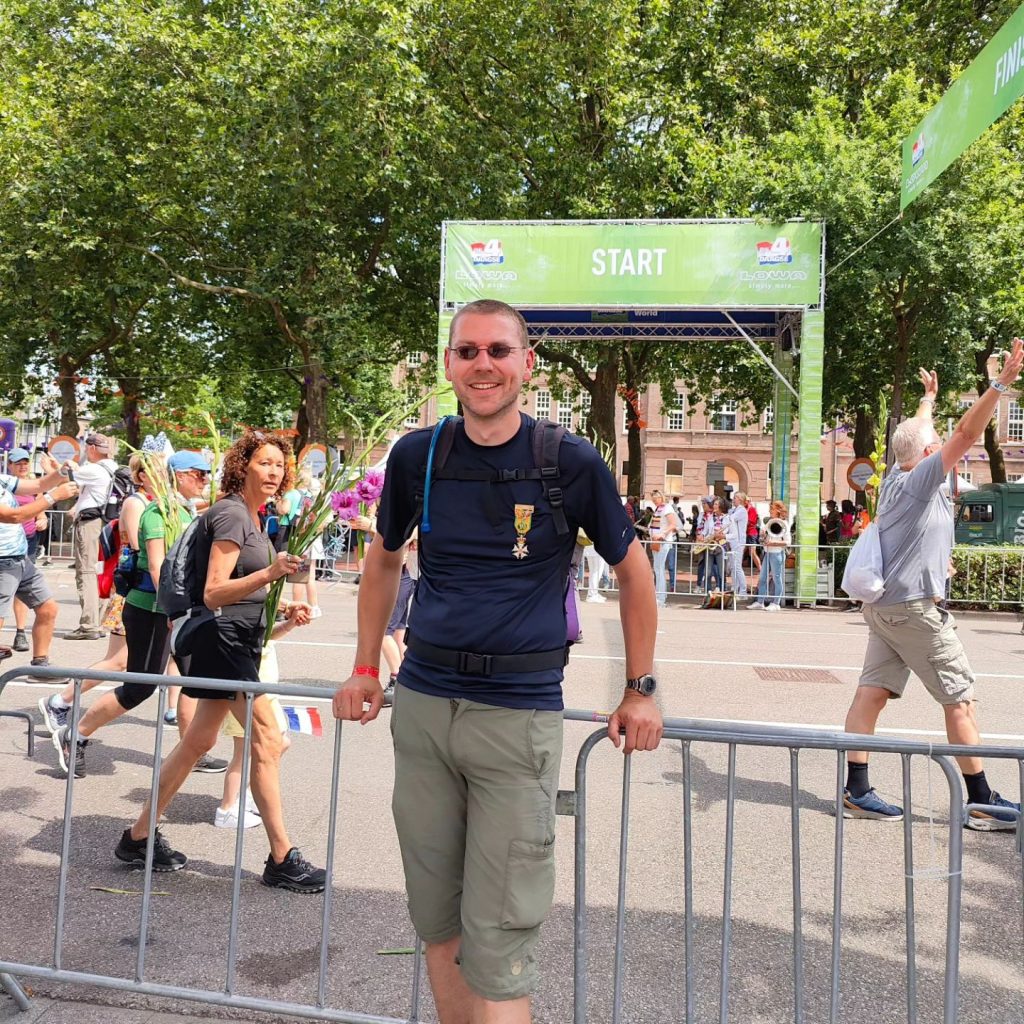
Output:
[
  {"xmin": 901, "ymin": 2, "xmax": 1024, "ymax": 209},
  {"xmin": 442, "ymin": 221, "xmax": 823, "ymax": 308}
]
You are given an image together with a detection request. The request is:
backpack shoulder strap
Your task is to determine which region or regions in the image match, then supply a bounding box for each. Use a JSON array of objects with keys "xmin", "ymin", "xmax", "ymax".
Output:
[
  {"xmin": 532, "ymin": 419, "xmax": 569, "ymax": 536},
  {"xmin": 415, "ymin": 417, "xmax": 461, "ymax": 536}
]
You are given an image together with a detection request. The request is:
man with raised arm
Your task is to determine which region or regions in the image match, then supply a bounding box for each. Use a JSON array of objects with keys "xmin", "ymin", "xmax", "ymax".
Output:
[
  {"xmin": 333, "ymin": 298, "xmax": 662, "ymax": 1024},
  {"xmin": 841, "ymin": 339, "xmax": 1023, "ymax": 830}
]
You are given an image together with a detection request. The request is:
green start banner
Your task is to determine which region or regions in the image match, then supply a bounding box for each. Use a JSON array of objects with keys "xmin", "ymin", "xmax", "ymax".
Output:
[
  {"xmin": 901, "ymin": 2, "xmax": 1024, "ymax": 209},
  {"xmin": 441, "ymin": 221, "xmax": 823, "ymax": 308}
]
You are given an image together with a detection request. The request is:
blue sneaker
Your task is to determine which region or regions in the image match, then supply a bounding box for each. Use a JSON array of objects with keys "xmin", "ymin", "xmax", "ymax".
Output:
[
  {"xmin": 842, "ymin": 788, "xmax": 903, "ymax": 821},
  {"xmin": 965, "ymin": 792, "xmax": 1020, "ymax": 832}
]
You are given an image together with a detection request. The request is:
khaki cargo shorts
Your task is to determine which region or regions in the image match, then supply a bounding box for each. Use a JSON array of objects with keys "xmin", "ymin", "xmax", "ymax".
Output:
[
  {"xmin": 390, "ymin": 685, "xmax": 563, "ymax": 1001},
  {"xmin": 859, "ymin": 600, "xmax": 975, "ymax": 705}
]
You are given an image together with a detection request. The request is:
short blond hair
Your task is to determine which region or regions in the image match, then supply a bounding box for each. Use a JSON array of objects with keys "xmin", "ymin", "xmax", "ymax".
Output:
[{"xmin": 130, "ymin": 451, "xmax": 166, "ymax": 486}]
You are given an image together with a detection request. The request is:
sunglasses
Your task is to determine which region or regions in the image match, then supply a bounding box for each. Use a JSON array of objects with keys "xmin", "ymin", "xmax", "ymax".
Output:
[
  {"xmin": 188, "ymin": 469, "xmax": 211, "ymax": 479},
  {"xmin": 450, "ymin": 344, "xmax": 523, "ymax": 361}
]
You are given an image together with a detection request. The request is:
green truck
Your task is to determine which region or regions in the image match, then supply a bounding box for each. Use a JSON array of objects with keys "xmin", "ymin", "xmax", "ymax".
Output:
[{"xmin": 954, "ymin": 482, "xmax": 1024, "ymax": 545}]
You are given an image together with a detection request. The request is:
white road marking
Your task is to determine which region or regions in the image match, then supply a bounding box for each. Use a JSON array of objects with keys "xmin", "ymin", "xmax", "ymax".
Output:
[{"xmin": 269, "ymin": 640, "xmax": 1024, "ymax": 681}]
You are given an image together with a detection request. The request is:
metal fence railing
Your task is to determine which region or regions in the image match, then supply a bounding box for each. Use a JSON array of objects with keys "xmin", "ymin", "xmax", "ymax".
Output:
[
  {"xmin": 2, "ymin": 666, "xmax": 1022, "ymax": 1022},
  {"xmin": 582, "ymin": 539, "xmax": 1024, "ymax": 612},
  {"xmin": 563, "ymin": 711, "xmax": 1024, "ymax": 1024}
]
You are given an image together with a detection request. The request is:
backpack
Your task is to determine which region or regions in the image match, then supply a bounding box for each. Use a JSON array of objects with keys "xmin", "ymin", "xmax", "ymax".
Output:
[
  {"xmin": 158, "ymin": 512, "xmax": 213, "ymax": 620},
  {"xmin": 412, "ymin": 416, "xmax": 579, "ymax": 648},
  {"xmin": 100, "ymin": 465, "xmax": 136, "ymax": 524}
]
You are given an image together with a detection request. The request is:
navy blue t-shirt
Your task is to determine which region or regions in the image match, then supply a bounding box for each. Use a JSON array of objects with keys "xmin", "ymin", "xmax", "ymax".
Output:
[{"xmin": 377, "ymin": 414, "xmax": 633, "ymax": 710}]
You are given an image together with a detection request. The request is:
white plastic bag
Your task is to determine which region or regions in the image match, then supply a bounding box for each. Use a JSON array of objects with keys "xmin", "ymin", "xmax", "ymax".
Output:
[{"xmin": 841, "ymin": 521, "xmax": 885, "ymax": 604}]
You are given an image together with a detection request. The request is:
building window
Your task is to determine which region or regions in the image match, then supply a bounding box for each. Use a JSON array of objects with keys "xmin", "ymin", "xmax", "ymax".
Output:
[
  {"xmin": 533, "ymin": 353, "xmax": 549, "ymax": 371},
  {"xmin": 667, "ymin": 392, "xmax": 685, "ymax": 431},
  {"xmin": 536, "ymin": 390, "xmax": 551, "ymax": 420},
  {"xmin": 1008, "ymin": 473, "xmax": 1024, "ymax": 483},
  {"xmin": 713, "ymin": 397, "xmax": 738, "ymax": 432},
  {"xmin": 763, "ymin": 403, "xmax": 774, "ymax": 429},
  {"xmin": 404, "ymin": 409, "xmax": 421, "ymax": 429},
  {"xmin": 556, "ymin": 402, "xmax": 573, "ymax": 429},
  {"xmin": 665, "ymin": 459, "xmax": 684, "ymax": 495},
  {"xmin": 1008, "ymin": 400, "xmax": 1023, "ymax": 442},
  {"xmin": 961, "ymin": 472, "xmax": 973, "ymax": 485},
  {"xmin": 406, "ymin": 352, "xmax": 422, "ymax": 368},
  {"xmin": 958, "ymin": 398, "xmax": 972, "ymax": 412}
]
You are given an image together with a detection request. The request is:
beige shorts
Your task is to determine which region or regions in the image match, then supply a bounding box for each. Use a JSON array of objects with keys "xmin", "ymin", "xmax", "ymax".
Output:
[
  {"xmin": 859, "ymin": 600, "xmax": 975, "ymax": 705},
  {"xmin": 221, "ymin": 693, "xmax": 288, "ymax": 738},
  {"xmin": 390, "ymin": 685, "xmax": 563, "ymax": 1001}
]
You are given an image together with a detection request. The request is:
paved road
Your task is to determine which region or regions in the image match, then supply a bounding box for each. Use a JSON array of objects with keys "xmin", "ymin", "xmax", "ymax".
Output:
[{"xmin": 2, "ymin": 565, "xmax": 1023, "ymax": 1023}]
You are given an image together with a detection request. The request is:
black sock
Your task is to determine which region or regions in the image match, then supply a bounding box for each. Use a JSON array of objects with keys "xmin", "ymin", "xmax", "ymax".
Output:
[
  {"xmin": 846, "ymin": 761, "xmax": 871, "ymax": 798},
  {"xmin": 963, "ymin": 770, "xmax": 992, "ymax": 805}
]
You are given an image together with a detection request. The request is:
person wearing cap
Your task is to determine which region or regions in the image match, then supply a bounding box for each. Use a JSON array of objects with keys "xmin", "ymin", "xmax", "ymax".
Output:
[
  {"xmin": 53, "ymin": 450, "xmax": 228, "ymax": 778},
  {"xmin": 0, "ymin": 450, "xmax": 77, "ymax": 663},
  {"xmin": 66, "ymin": 432, "xmax": 118, "ymax": 640}
]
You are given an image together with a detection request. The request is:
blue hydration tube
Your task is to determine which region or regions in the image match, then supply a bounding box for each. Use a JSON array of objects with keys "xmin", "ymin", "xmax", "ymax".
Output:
[{"xmin": 420, "ymin": 416, "xmax": 450, "ymax": 534}]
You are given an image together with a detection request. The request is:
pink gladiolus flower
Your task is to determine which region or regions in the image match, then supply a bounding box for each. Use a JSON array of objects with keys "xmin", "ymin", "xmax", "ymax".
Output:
[
  {"xmin": 354, "ymin": 475, "xmax": 382, "ymax": 503},
  {"xmin": 330, "ymin": 489, "xmax": 360, "ymax": 520}
]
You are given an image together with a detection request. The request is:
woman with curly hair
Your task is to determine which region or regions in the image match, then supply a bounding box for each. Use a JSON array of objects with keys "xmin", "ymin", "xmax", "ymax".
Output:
[{"xmin": 115, "ymin": 431, "xmax": 325, "ymax": 894}]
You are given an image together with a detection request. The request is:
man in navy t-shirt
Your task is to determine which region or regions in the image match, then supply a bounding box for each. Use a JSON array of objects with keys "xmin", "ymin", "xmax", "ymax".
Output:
[{"xmin": 333, "ymin": 299, "xmax": 661, "ymax": 1022}]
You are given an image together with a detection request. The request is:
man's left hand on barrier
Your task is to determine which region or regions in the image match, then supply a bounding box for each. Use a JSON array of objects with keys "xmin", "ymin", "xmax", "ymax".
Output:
[{"xmin": 607, "ymin": 690, "xmax": 663, "ymax": 754}]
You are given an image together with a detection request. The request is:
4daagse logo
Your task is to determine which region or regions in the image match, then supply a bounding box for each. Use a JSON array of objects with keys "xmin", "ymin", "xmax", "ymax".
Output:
[
  {"xmin": 470, "ymin": 239, "xmax": 505, "ymax": 265},
  {"xmin": 756, "ymin": 238, "xmax": 793, "ymax": 265}
]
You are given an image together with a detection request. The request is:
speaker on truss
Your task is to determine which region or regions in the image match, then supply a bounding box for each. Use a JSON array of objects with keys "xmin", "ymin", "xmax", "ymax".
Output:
[{"xmin": 780, "ymin": 325, "xmax": 795, "ymax": 352}]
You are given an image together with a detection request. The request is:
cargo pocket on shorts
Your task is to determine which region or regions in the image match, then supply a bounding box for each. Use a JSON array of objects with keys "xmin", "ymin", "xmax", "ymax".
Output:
[
  {"xmin": 500, "ymin": 838, "xmax": 556, "ymax": 930},
  {"xmin": 927, "ymin": 645, "xmax": 973, "ymax": 703}
]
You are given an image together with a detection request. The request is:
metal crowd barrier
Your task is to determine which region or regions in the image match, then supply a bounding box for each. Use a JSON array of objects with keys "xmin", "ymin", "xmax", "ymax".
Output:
[
  {"xmin": 562, "ymin": 710, "xmax": 1024, "ymax": 1024},
  {"xmin": 2, "ymin": 667, "xmax": 1023, "ymax": 1023},
  {"xmin": 585, "ymin": 540, "xmax": 834, "ymax": 608}
]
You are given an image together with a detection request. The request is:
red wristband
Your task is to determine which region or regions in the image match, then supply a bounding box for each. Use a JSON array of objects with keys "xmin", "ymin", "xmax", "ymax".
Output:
[{"xmin": 353, "ymin": 665, "xmax": 380, "ymax": 679}]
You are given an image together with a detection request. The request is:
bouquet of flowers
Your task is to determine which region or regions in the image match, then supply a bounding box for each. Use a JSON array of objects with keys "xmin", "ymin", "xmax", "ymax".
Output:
[
  {"xmin": 329, "ymin": 469, "xmax": 385, "ymax": 561},
  {"xmin": 262, "ymin": 388, "xmax": 440, "ymax": 644}
]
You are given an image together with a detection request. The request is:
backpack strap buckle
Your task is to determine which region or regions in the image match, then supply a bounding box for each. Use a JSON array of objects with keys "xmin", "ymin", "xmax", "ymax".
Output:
[{"xmin": 456, "ymin": 651, "xmax": 493, "ymax": 676}]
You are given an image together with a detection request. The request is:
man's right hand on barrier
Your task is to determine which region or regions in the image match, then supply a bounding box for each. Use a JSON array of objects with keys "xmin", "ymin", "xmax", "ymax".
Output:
[{"xmin": 333, "ymin": 674, "xmax": 384, "ymax": 725}]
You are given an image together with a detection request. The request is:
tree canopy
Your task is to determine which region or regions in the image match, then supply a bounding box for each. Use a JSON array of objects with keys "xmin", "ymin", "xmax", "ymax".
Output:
[{"xmin": 1, "ymin": 0, "xmax": 1021, "ymax": 475}]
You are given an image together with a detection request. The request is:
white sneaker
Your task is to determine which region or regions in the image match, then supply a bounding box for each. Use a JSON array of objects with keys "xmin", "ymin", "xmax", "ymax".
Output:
[
  {"xmin": 214, "ymin": 805, "xmax": 262, "ymax": 829},
  {"xmin": 244, "ymin": 789, "xmax": 260, "ymax": 815},
  {"xmin": 310, "ymin": 606, "xmax": 323, "ymax": 619},
  {"xmin": 765, "ymin": 603, "xmax": 780, "ymax": 612},
  {"xmin": 750, "ymin": 602, "xmax": 766, "ymax": 610},
  {"xmin": 585, "ymin": 594, "xmax": 607, "ymax": 604}
]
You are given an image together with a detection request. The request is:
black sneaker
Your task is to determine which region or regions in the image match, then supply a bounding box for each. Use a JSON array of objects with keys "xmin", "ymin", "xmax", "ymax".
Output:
[
  {"xmin": 53, "ymin": 725, "xmax": 87, "ymax": 779},
  {"xmin": 114, "ymin": 828, "xmax": 187, "ymax": 872},
  {"xmin": 262, "ymin": 848, "xmax": 326, "ymax": 893},
  {"xmin": 12, "ymin": 629, "xmax": 28, "ymax": 652},
  {"xmin": 192, "ymin": 754, "xmax": 228, "ymax": 774},
  {"xmin": 38, "ymin": 695, "xmax": 70, "ymax": 736}
]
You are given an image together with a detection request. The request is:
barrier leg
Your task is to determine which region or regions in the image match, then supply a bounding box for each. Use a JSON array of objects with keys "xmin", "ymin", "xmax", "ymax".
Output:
[
  {"xmin": 789, "ymin": 749, "xmax": 804, "ymax": 1024},
  {"xmin": 719, "ymin": 744, "xmax": 736, "ymax": 1024},
  {"xmin": 611, "ymin": 754, "xmax": 631, "ymax": 1024},
  {"xmin": 829, "ymin": 750, "xmax": 845, "ymax": 1024},
  {"xmin": 682, "ymin": 741, "xmax": 695, "ymax": 1024},
  {"xmin": 901, "ymin": 755, "xmax": 918, "ymax": 1024},
  {"xmin": 0, "ymin": 971, "xmax": 30, "ymax": 1011},
  {"xmin": 0, "ymin": 710, "xmax": 35, "ymax": 757}
]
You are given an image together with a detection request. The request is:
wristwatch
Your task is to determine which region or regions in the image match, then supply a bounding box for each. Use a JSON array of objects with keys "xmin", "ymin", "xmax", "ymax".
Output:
[
  {"xmin": 990, "ymin": 379, "xmax": 1010, "ymax": 393},
  {"xmin": 625, "ymin": 674, "xmax": 657, "ymax": 696}
]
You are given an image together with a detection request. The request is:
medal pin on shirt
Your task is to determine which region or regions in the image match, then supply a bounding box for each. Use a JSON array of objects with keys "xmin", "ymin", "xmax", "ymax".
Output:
[{"xmin": 513, "ymin": 504, "xmax": 534, "ymax": 559}]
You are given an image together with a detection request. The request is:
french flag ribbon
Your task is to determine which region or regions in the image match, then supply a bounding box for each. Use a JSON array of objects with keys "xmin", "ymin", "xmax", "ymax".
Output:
[{"xmin": 282, "ymin": 705, "xmax": 323, "ymax": 737}]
